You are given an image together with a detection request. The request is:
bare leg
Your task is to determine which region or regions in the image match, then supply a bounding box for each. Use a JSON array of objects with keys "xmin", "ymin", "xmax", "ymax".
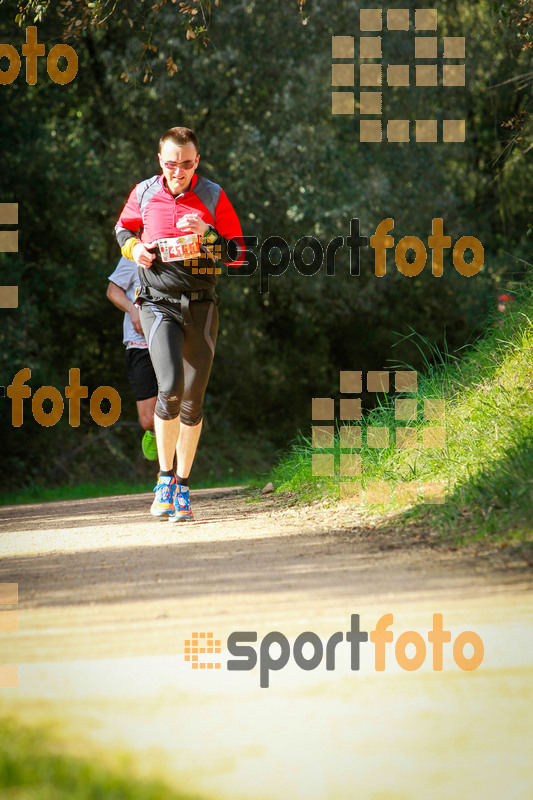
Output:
[
  {"xmin": 136, "ymin": 396, "xmax": 157, "ymax": 431},
  {"xmin": 176, "ymin": 420, "xmax": 202, "ymax": 480},
  {"xmin": 154, "ymin": 414, "xmax": 180, "ymax": 472}
]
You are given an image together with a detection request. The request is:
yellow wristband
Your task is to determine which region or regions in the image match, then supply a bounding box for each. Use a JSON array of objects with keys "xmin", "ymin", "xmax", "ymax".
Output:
[{"xmin": 121, "ymin": 237, "xmax": 140, "ymax": 261}]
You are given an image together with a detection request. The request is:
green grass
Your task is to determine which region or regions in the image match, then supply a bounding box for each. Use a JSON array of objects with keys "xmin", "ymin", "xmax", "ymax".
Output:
[
  {"xmin": 0, "ymin": 715, "xmax": 205, "ymax": 799},
  {"xmin": 271, "ymin": 277, "xmax": 533, "ymax": 544},
  {"xmin": 0, "ymin": 474, "xmax": 254, "ymax": 507}
]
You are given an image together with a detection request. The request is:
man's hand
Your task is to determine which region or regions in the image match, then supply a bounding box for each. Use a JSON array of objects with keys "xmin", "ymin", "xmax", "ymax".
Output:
[
  {"xmin": 133, "ymin": 241, "xmax": 158, "ymax": 268},
  {"xmin": 130, "ymin": 306, "xmax": 144, "ymax": 335},
  {"xmin": 177, "ymin": 214, "xmax": 209, "ymax": 236}
]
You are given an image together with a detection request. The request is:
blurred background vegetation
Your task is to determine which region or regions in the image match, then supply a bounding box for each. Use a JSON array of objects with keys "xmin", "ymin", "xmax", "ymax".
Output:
[{"xmin": 0, "ymin": 0, "xmax": 531, "ymax": 494}]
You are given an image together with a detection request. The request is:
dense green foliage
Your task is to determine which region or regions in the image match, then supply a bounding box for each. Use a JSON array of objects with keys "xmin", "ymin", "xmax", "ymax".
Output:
[{"xmin": 0, "ymin": 0, "xmax": 531, "ymax": 492}]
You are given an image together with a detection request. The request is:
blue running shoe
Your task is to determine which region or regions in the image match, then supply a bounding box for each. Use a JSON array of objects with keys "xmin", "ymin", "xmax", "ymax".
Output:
[
  {"xmin": 151, "ymin": 475, "xmax": 176, "ymax": 517},
  {"xmin": 169, "ymin": 485, "xmax": 194, "ymax": 522}
]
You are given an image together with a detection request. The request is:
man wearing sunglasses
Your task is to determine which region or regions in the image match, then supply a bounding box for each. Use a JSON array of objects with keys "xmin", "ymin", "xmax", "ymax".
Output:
[{"xmin": 115, "ymin": 127, "xmax": 243, "ymax": 522}]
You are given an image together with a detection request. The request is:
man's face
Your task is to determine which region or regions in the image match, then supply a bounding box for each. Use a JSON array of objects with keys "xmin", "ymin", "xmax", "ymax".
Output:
[{"xmin": 158, "ymin": 140, "xmax": 199, "ymax": 195}]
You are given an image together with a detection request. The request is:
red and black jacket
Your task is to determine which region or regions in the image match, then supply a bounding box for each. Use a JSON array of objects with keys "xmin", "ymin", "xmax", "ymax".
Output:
[{"xmin": 115, "ymin": 173, "xmax": 243, "ymax": 298}]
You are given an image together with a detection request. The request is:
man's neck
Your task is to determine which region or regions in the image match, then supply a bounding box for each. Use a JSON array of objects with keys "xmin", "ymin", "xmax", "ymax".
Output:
[{"xmin": 163, "ymin": 175, "xmax": 194, "ymax": 197}]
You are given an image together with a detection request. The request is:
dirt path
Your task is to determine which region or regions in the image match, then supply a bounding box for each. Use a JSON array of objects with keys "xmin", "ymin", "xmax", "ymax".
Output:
[{"xmin": 1, "ymin": 487, "xmax": 532, "ymax": 799}]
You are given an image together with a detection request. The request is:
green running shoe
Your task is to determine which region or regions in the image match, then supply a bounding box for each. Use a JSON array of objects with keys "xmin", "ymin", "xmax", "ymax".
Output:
[{"xmin": 142, "ymin": 430, "xmax": 158, "ymax": 461}]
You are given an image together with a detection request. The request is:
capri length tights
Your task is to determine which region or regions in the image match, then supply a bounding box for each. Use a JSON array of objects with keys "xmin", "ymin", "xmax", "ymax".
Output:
[{"xmin": 139, "ymin": 299, "xmax": 218, "ymax": 425}]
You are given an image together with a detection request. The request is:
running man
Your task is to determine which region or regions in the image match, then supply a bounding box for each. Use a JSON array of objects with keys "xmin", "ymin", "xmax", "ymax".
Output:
[
  {"xmin": 115, "ymin": 127, "xmax": 243, "ymax": 521},
  {"xmin": 106, "ymin": 256, "xmax": 158, "ymax": 461}
]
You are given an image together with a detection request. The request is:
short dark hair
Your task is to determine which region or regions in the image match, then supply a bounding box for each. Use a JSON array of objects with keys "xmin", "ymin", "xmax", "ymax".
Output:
[{"xmin": 159, "ymin": 127, "xmax": 199, "ymax": 153}]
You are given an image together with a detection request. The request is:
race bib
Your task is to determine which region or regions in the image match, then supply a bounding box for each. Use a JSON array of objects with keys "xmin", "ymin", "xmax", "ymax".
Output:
[{"xmin": 158, "ymin": 235, "xmax": 201, "ymax": 262}]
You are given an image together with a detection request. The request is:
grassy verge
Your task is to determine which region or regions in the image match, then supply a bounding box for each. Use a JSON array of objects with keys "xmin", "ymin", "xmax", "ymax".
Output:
[
  {"xmin": 0, "ymin": 715, "xmax": 205, "ymax": 799},
  {"xmin": 271, "ymin": 278, "xmax": 533, "ymax": 544}
]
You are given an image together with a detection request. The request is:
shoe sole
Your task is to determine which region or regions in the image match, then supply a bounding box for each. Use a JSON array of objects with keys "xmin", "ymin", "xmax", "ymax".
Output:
[
  {"xmin": 151, "ymin": 506, "xmax": 175, "ymax": 517},
  {"xmin": 169, "ymin": 513, "xmax": 194, "ymax": 522}
]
